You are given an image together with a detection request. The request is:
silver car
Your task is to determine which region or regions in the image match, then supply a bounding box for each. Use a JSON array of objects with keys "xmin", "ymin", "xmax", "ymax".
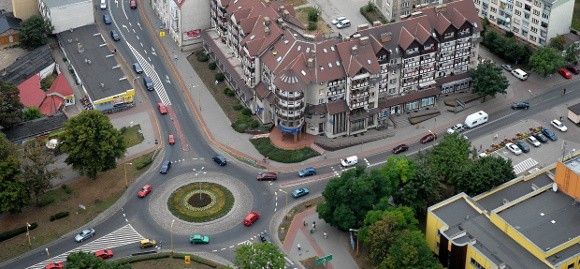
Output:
[
  {"xmin": 75, "ymin": 228, "xmax": 95, "ymax": 242},
  {"xmin": 505, "ymin": 143, "xmax": 522, "ymax": 155},
  {"xmin": 526, "ymin": 136, "xmax": 541, "ymax": 147},
  {"xmin": 331, "ymin": 16, "xmax": 346, "ymax": 25}
]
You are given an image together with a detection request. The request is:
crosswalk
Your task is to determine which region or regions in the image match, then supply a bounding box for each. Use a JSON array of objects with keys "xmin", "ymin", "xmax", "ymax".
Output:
[
  {"xmin": 330, "ymin": 158, "xmax": 370, "ymax": 176},
  {"xmin": 127, "ymin": 43, "xmax": 171, "ymax": 106},
  {"xmin": 513, "ymin": 158, "xmax": 539, "ymax": 175},
  {"xmin": 27, "ymin": 224, "xmax": 144, "ymax": 269}
]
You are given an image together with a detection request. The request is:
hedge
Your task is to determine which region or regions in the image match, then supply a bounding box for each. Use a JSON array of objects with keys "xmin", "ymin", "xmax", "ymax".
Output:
[
  {"xmin": 38, "ymin": 196, "xmax": 55, "ymax": 207},
  {"xmin": 0, "ymin": 222, "xmax": 38, "ymax": 242},
  {"xmin": 196, "ymin": 52, "xmax": 209, "ymax": 62},
  {"xmin": 112, "ymin": 252, "xmax": 218, "ymax": 268},
  {"xmin": 50, "ymin": 211, "xmax": 70, "ymax": 221},
  {"xmin": 136, "ymin": 156, "xmax": 153, "ymax": 170}
]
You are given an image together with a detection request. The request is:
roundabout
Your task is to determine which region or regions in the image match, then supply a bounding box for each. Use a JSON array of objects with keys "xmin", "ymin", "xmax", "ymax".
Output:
[{"xmin": 168, "ymin": 182, "xmax": 234, "ymax": 222}]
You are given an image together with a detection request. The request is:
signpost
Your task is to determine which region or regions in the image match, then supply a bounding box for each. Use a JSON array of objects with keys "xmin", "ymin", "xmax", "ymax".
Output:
[{"xmin": 315, "ymin": 254, "xmax": 333, "ymax": 264}]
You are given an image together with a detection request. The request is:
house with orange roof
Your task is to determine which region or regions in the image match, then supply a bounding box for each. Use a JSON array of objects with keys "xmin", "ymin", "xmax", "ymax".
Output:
[{"xmin": 17, "ymin": 73, "xmax": 75, "ymax": 116}]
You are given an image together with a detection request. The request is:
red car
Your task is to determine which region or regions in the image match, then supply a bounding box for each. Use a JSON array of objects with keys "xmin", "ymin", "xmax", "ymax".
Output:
[
  {"xmin": 130, "ymin": 0, "xmax": 137, "ymax": 9},
  {"xmin": 45, "ymin": 262, "xmax": 64, "ymax": 269},
  {"xmin": 157, "ymin": 103, "xmax": 168, "ymax": 114},
  {"xmin": 256, "ymin": 172, "xmax": 277, "ymax": 181},
  {"xmin": 557, "ymin": 68, "xmax": 572, "ymax": 79},
  {"xmin": 138, "ymin": 185, "xmax": 152, "ymax": 198},
  {"xmin": 420, "ymin": 133, "xmax": 437, "ymax": 144},
  {"xmin": 95, "ymin": 249, "xmax": 113, "ymax": 259},
  {"xmin": 392, "ymin": 144, "xmax": 409, "ymax": 154},
  {"xmin": 168, "ymin": 134, "xmax": 175, "ymax": 145},
  {"xmin": 243, "ymin": 212, "xmax": 260, "ymax": 226}
]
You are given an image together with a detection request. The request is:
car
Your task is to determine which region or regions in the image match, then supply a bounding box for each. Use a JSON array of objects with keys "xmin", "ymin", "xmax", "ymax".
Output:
[
  {"xmin": 336, "ymin": 20, "xmax": 351, "ymax": 29},
  {"xmin": 45, "ymin": 262, "xmax": 64, "ymax": 269},
  {"xmin": 138, "ymin": 185, "xmax": 152, "ymax": 198},
  {"xmin": 157, "ymin": 103, "xmax": 168, "ymax": 114},
  {"xmin": 292, "ymin": 188, "xmax": 310, "ymax": 198},
  {"xmin": 243, "ymin": 212, "xmax": 260, "ymax": 226},
  {"xmin": 133, "ymin": 63, "xmax": 143, "ymax": 74},
  {"xmin": 75, "ymin": 228, "xmax": 95, "ymax": 242},
  {"xmin": 168, "ymin": 134, "xmax": 175, "ymax": 145},
  {"xmin": 143, "ymin": 76, "xmax": 154, "ymax": 91},
  {"xmin": 331, "ymin": 16, "xmax": 346, "ymax": 25},
  {"xmin": 511, "ymin": 101, "xmax": 529, "ymax": 110},
  {"xmin": 212, "ymin": 155, "xmax": 227, "ymax": 166},
  {"xmin": 298, "ymin": 167, "xmax": 316, "ymax": 177},
  {"xmin": 103, "ymin": 14, "xmax": 112, "ymax": 25},
  {"xmin": 257, "ymin": 171, "xmax": 277, "ymax": 181},
  {"xmin": 566, "ymin": 65, "xmax": 580, "ymax": 74},
  {"xmin": 159, "ymin": 160, "xmax": 171, "ymax": 174},
  {"xmin": 130, "ymin": 0, "xmax": 137, "ymax": 9},
  {"xmin": 340, "ymin": 155, "xmax": 358, "ymax": 167},
  {"xmin": 94, "ymin": 249, "xmax": 113, "ymax": 259},
  {"xmin": 446, "ymin": 123, "xmax": 465, "ymax": 134},
  {"xmin": 392, "ymin": 144, "xmax": 409, "ymax": 154},
  {"xmin": 100, "ymin": 0, "xmax": 107, "ymax": 9},
  {"xmin": 526, "ymin": 136, "xmax": 541, "ymax": 147},
  {"xmin": 140, "ymin": 239, "xmax": 156, "ymax": 248},
  {"xmin": 541, "ymin": 128, "xmax": 558, "ymax": 141},
  {"xmin": 420, "ymin": 133, "xmax": 437, "ymax": 144},
  {"xmin": 533, "ymin": 132, "xmax": 549, "ymax": 143},
  {"xmin": 557, "ymin": 68, "xmax": 572, "ymax": 79},
  {"xmin": 501, "ymin": 64, "xmax": 513, "ymax": 72},
  {"xmin": 259, "ymin": 232, "xmax": 272, "ymax": 243},
  {"xmin": 189, "ymin": 234, "xmax": 210, "ymax": 244},
  {"xmin": 550, "ymin": 119, "xmax": 567, "ymax": 132},
  {"xmin": 515, "ymin": 141, "xmax": 530, "ymax": 153},
  {"xmin": 110, "ymin": 30, "xmax": 120, "ymax": 41},
  {"xmin": 505, "ymin": 143, "xmax": 522, "ymax": 155}
]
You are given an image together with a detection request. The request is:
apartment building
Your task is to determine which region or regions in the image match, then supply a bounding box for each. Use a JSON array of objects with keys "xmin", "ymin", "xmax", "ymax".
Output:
[
  {"xmin": 203, "ymin": 0, "xmax": 481, "ymax": 139},
  {"xmin": 375, "ymin": 0, "xmax": 448, "ymax": 21},
  {"xmin": 473, "ymin": 0, "xmax": 573, "ymax": 46},
  {"xmin": 151, "ymin": 0, "xmax": 210, "ymax": 49}
]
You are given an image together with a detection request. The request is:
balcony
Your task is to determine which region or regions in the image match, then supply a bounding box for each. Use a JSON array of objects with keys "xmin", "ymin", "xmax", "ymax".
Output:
[
  {"xmin": 276, "ymin": 111, "xmax": 304, "ymax": 121},
  {"xmin": 275, "ymin": 90, "xmax": 304, "ymax": 101},
  {"xmin": 277, "ymin": 100, "xmax": 305, "ymax": 110},
  {"xmin": 351, "ymin": 81, "xmax": 370, "ymax": 91}
]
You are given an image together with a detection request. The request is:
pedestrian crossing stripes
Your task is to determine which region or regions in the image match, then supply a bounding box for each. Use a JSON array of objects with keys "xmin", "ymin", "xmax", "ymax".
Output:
[
  {"xmin": 513, "ymin": 158, "xmax": 539, "ymax": 175},
  {"xmin": 27, "ymin": 224, "xmax": 144, "ymax": 269},
  {"xmin": 127, "ymin": 43, "xmax": 171, "ymax": 106}
]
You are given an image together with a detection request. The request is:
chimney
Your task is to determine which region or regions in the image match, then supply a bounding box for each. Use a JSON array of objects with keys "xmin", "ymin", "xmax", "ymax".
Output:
[
  {"xmin": 307, "ymin": 58, "xmax": 314, "ymax": 69},
  {"xmin": 351, "ymin": 45, "xmax": 358, "ymax": 54},
  {"xmin": 381, "ymin": 32, "xmax": 392, "ymax": 42},
  {"xmin": 278, "ymin": 5, "xmax": 285, "ymax": 12},
  {"xmin": 264, "ymin": 26, "xmax": 270, "ymax": 34},
  {"xmin": 263, "ymin": 0, "xmax": 270, "ymax": 5},
  {"xmin": 264, "ymin": 16, "xmax": 271, "ymax": 26},
  {"xmin": 435, "ymin": 4, "xmax": 447, "ymax": 13},
  {"xmin": 283, "ymin": 10, "xmax": 289, "ymax": 17},
  {"xmin": 356, "ymin": 23, "xmax": 369, "ymax": 31},
  {"xmin": 77, "ymin": 42, "xmax": 84, "ymax": 53},
  {"xmin": 359, "ymin": 36, "xmax": 369, "ymax": 46},
  {"xmin": 373, "ymin": 21, "xmax": 382, "ymax": 26}
]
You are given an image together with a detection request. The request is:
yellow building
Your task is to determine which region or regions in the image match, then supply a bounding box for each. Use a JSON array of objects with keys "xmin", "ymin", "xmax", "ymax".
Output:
[
  {"xmin": 426, "ymin": 153, "xmax": 580, "ymax": 269},
  {"xmin": 11, "ymin": 0, "xmax": 39, "ymax": 20}
]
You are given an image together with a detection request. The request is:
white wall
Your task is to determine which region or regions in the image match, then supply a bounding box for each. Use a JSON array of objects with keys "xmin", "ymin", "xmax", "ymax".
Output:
[
  {"xmin": 180, "ymin": 0, "xmax": 210, "ymax": 47},
  {"xmin": 546, "ymin": 0, "xmax": 574, "ymax": 42},
  {"xmin": 49, "ymin": 1, "xmax": 94, "ymax": 33}
]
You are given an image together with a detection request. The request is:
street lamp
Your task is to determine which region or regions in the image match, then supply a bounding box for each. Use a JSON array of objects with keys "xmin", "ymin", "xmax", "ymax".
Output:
[
  {"xmin": 170, "ymin": 219, "xmax": 175, "ymax": 256},
  {"xmin": 26, "ymin": 222, "xmax": 31, "ymax": 247},
  {"xmin": 278, "ymin": 189, "xmax": 288, "ymax": 219},
  {"xmin": 45, "ymin": 248, "xmax": 50, "ymax": 258},
  {"xmin": 124, "ymin": 162, "xmax": 133, "ymax": 188}
]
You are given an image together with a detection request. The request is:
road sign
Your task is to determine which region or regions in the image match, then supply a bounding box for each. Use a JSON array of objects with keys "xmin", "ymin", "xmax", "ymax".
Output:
[
  {"xmin": 160, "ymin": 31, "xmax": 165, "ymax": 37},
  {"xmin": 185, "ymin": 256, "xmax": 190, "ymax": 265},
  {"xmin": 315, "ymin": 254, "xmax": 333, "ymax": 264}
]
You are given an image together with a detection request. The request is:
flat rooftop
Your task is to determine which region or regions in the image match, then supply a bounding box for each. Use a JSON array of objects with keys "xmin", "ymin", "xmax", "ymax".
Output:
[
  {"xmin": 475, "ymin": 173, "xmax": 553, "ymax": 211},
  {"xmin": 564, "ymin": 156, "xmax": 580, "ymax": 175},
  {"xmin": 57, "ymin": 24, "xmax": 131, "ymax": 102},
  {"xmin": 432, "ymin": 195, "xmax": 481, "ymax": 227}
]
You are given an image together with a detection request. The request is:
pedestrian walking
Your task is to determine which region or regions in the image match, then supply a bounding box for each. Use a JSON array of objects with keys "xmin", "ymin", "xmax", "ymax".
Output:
[
  {"xmin": 563, "ymin": 88, "xmax": 567, "ymax": 95},
  {"xmin": 560, "ymin": 116, "xmax": 563, "ymax": 121},
  {"xmin": 297, "ymin": 244, "xmax": 301, "ymax": 251},
  {"xmin": 323, "ymin": 232, "xmax": 328, "ymax": 239},
  {"xmin": 303, "ymin": 221, "xmax": 307, "ymax": 227}
]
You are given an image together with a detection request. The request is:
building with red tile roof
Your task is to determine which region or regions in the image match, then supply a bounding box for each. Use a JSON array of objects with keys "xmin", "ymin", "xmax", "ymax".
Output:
[{"xmin": 17, "ymin": 73, "xmax": 75, "ymax": 116}]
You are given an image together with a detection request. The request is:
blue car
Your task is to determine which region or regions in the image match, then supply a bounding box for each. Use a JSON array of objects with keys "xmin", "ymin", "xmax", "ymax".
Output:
[
  {"xmin": 103, "ymin": 14, "xmax": 112, "ymax": 25},
  {"xmin": 292, "ymin": 188, "xmax": 310, "ymax": 198},
  {"xmin": 159, "ymin": 160, "xmax": 171, "ymax": 174},
  {"xmin": 298, "ymin": 167, "xmax": 316, "ymax": 177},
  {"xmin": 541, "ymin": 128, "xmax": 558, "ymax": 141},
  {"xmin": 212, "ymin": 155, "xmax": 227, "ymax": 166}
]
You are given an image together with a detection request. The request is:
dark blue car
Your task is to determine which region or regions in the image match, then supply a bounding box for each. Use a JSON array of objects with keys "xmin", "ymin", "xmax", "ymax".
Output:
[
  {"xmin": 298, "ymin": 167, "xmax": 316, "ymax": 177},
  {"xmin": 212, "ymin": 155, "xmax": 227, "ymax": 166},
  {"xmin": 541, "ymin": 128, "xmax": 558, "ymax": 141},
  {"xmin": 103, "ymin": 14, "xmax": 112, "ymax": 25},
  {"xmin": 159, "ymin": 160, "xmax": 171, "ymax": 174}
]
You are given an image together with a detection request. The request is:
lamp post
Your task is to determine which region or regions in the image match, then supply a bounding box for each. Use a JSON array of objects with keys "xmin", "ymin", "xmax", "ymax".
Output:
[
  {"xmin": 124, "ymin": 162, "xmax": 133, "ymax": 188},
  {"xmin": 25, "ymin": 222, "xmax": 31, "ymax": 247},
  {"xmin": 45, "ymin": 248, "xmax": 50, "ymax": 258},
  {"xmin": 170, "ymin": 219, "xmax": 175, "ymax": 256},
  {"xmin": 278, "ymin": 189, "xmax": 288, "ymax": 219}
]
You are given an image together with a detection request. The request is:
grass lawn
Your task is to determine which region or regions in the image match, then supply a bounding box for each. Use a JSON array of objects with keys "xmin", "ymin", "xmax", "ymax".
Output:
[
  {"xmin": 0, "ymin": 152, "xmax": 155, "ymax": 262},
  {"xmin": 574, "ymin": 0, "xmax": 580, "ymax": 30},
  {"xmin": 251, "ymin": 137, "xmax": 319, "ymax": 163},
  {"xmin": 121, "ymin": 124, "xmax": 145, "ymax": 148},
  {"xmin": 360, "ymin": 5, "xmax": 388, "ymax": 24},
  {"xmin": 282, "ymin": 0, "xmax": 307, "ymax": 6},
  {"xmin": 129, "ymin": 258, "xmax": 218, "ymax": 269},
  {"xmin": 295, "ymin": 7, "xmax": 332, "ymax": 34}
]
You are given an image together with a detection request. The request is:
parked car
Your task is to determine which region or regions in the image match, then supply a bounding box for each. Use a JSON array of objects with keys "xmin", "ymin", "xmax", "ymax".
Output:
[
  {"xmin": 212, "ymin": 155, "xmax": 227, "ymax": 166},
  {"xmin": 557, "ymin": 68, "xmax": 572, "ymax": 79},
  {"xmin": 501, "ymin": 64, "xmax": 513, "ymax": 71},
  {"xmin": 100, "ymin": 0, "xmax": 107, "ymax": 9},
  {"xmin": 130, "ymin": 0, "xmax": 137, "ymax": 9},
  {"xmin": 45, "ymin": 262, "xmax": 64, "ymax": 269},
  {"xmin": 566, "ymin": 65, "xmax": 580, "ymax": 74},
  {"xmin": 511, "ymin": 101, "xmax": 529, "ymax": 110},
  {"xmin": 133, "ymin": 63, "xmax": 143, "ymax": 74},
  {"xmin": 392, "ymin": 144, "xmax": 409, "ymax": 154},
  {"xmin": 515, "ymin": 141, "xmax": 530, "ymax": 153},
  {"xmin": 505, "ymin": 143, "xmax": 522, "ymax": 155},
  {"xmin": 550, "ymin": 119, "xmax": 567, "ymax": 132},
  {"xmin": 143, "ymin": 76, "xmax": 154, "ymax": 91},
  {"xmin": 189, "ymin": 234, "xmax": 209, "ymax": 244},
  {"xmin": 340, "ymin": 155, "xmax": 358, "ymax": 167},
  {"xmin": 243, "ymin": 212, "xmax": 260, "ymax": 226},
  {"xmin": 159, "ymin": 160, "xmax": 171, "ymax": 174},
  {"xmin": 94, "ymin": 249, "xmax": 113, "ymax": 259},
  {"xmin": 298, "ymin": 167, "xmax": 316, "ymax": 177},
  {"xmin": 138, "ymin": 185, "xmax": 152, "ymax": 198},
  {"xmin": 257, "ymin": 172, "xmax": 277, "ymax": 181},
  {"xmin": 103, "ymin": 14, "xmax": 112, "ymax": 25},
  {"xmin": 140, "ymin": 239, "xmax": 156, "ymax": 248},
  {"xmin": 533, "ymin": 133, "xmax": 549, "ymax": 143},
  {"xmin": 110, "ymin": 30, "xmax": 120, "ymax": 41},
  {"xmin": 75, "ymin": 228, "xmax": 95, "ymax": 242},
  {"xmin": 157, "ymin": 103, "xmax": 168, "ymax": 114},
  {"xmin": 336, "ymin": 20, "xmax": 351, "ymax": 29},
  {"xmin": 526, "ymin": 136, "xmax": 541, "ymax": 147},
  {"xmin": 420, "ymin": 133, "xmax": 437, "ymax": 144},
  {"xmin": 168, "ymin": 134, "xmax": 175, "ymax": 145},
  {"xmin": 292, "ymin": 188, "xmax": 310, "ymax": 198},
  {"xmin": 331, "ymin": 16, "xmax": 347, "ymax": 25},
  {"xmin": 446, "ymin": 123, "xmax": 465, "ymax": 134},
  {"xmin": 259, "ymin": 232, "xmax": 272, "ymax": 243},
  {"xmin": 541, "ymin": 128, "xmax": 558, "ymax": 141}
]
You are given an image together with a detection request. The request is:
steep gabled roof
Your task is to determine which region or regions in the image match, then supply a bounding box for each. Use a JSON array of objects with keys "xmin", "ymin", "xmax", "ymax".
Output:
[
  {"xmin": 336, "ymin": 39, "xmax": 380, "ymax": 77},
  {"xmin": 449, "ymin": 7, "xmax": 467, "ymax": 29},
  {"xmin": 46, "ymin": 73, "xmax": 73, "ymax": 97},
  {"xmin": 398, "ymin": 26, "xmax": 415, "ymax": 50},
  {"xmin": 415, "ymin": 23, "xmax": 432, "ymax": 44},
  {"xmin": 17, "ymin": 74, "xmax": 45, "ymax": 108},
  {"xmin": 273, "ymin": 62, "xmax": 307, "ymax": 92},
  {"xmin": 435, "ymin": 12, "xmax": 452, "ymax": 34}
]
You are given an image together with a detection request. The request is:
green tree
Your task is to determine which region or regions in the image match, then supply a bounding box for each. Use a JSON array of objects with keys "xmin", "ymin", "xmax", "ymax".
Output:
[
  {"xmin": 423, "ymin": 133, "xmax": 474, "ymax": 185},
  {"xmin": 394, "ymin": 169, "xmax": 445, "ymax": 214},
  {"xmin": 549, "ymin": 34, "xmax": 566, "ymax": 51},
  {"xmin": 0, "ymin": 133, "xmax": 20, "ymax": 182},
  {"xmin": 0, "ymin": 133, "xmax": 28, "ymax": 213},
  {"xmin": 469, "ymin": 62, "xmax": 509, "ymax": 101},
  {"xmin": 0, "ymin": 81, "xmax": 24, "ymax": 128},
  {"xmin": 381, "ymin": 231, "xmax": 443, "ymax": 269},
  {"xmin": 457, "ymin": 156, "xmax": 516, "ymax": 195},
  {"xmin": 529, "ymin": 46, "xmax": 564, "ymax": 77},
  {"xmin": 58, "ymin": 110, "xmax": 126, "ymax": 179},
  {"xmin": 18, "ymin": 139, "xmax": 61, "ymax": 206},
  {"xmin": 23, "ymin": 107, "xmax": 44, "ymax": 122},
  {"xmin": 564, "ymin": 43, "xmax": 579, "ymax": 65},
  {"xmin": 19, "ymin": 15, "xmax": 53, "ymax": 50},
  {"xmin": 234, "ymin": 242, "xmax": 285, "ymax": 269},
  {"xmin": 66, "ymin": 251, "xmax": 130, "ymax": 269}
]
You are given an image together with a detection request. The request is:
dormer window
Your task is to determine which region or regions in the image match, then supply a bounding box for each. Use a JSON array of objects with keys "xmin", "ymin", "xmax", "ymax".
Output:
[
  {"xmin": 406, "ymin": 47, "xmax": 419, "ymax": 54},
  {"xmin": 423, "ymin": 44, "xmax": 434, "ymax": 51},
  {"xmin": 444, "ymin": 32, "xmax": 454, "ymax": 39},
  {"xmin": 459, "ymin": 28, "xmax": 471, "ymax": 35}
]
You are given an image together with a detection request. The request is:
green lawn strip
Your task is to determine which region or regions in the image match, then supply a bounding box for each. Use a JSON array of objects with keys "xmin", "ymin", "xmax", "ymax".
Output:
[
  {"xmin": 250, "ymin": 137, "xmax": 319, "ymax": 163},
  {"xmin": 168, "ymin": 183, "xmax": 234, "ymax": 222},
  {"xmin": 120, "ymin": 125, "xmax": 145, "ymax": 148},
  {"xmin": 574, "ymin": 0, "xmax": 580, "ymax": 30}
]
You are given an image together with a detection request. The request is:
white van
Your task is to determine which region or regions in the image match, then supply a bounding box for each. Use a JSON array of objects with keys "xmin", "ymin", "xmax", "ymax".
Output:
[
  {"xmin": 511, "ymin": 69, "xmax": 528, "ymax": 81},
  {"xmin": 100, "ymin": 0, "xmax": 107, "ymax": 9},
  {"xmin": 464, "ymin": 110, "xmax": 488, "ymax": 128},
  {"xmin": 340, "ymin": 155, "xmax": 358, "ymax": 167}
]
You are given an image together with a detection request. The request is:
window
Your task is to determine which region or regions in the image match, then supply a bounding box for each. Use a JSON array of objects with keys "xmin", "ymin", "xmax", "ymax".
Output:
[
  {"xmin": 421, "ymin": 97, "xmax": 434, "ymax": 107},
  {"xmin": 513, "ymin": 18, "xmax": 520, "ymax": 25},
  {"xmin": 542, "ymin": 13, "xmax": 549, "ymax": 19},
  {"xmin": 391, "ymin": 69, "xmax": 397, "ymax": 75},
  {"xmin": 491, "ymin": 7, "xmax": 497, "ymax": 13},
  {"xmin": 516, "ymin": 1, "xmax": 522, "ymax": 7},
  {"xmin": 319, "ymin": 88, "xmax": 325, "ymax": 95},
  {"xmin": 530, "ymin": 35, "xmax": 536, "ymax": 41},
  {"xmin": 524, "ymin": 13, "xmax": 530, "ymax": 19},
  {"xmin": 390, "ymin": 79, "xmax": 397, "ymax": 84},
  {"xmin": 470, "ymin": 258, "xmax": 485, "ymax": 269},
  {"xmin": 533, "ymin": 9, "xmax": 540, "ymax": 16},
  {"xmin": 491, "ymin": 0, "xmax": 497, "ymax": 4},
  {"xmin": 515, "ymin": 10, "xmax": 521, "ymax": 16},
  {"xmin": 405, "ymin": 101, "xmax": 418, "ymax": 111},
  {"xmin": 512, "ymin": 27, "xmax": 519, "ymax": 33},
  {"xmin": 388, "ymin": 87, "xmax": 397, "ymax": 94},
  {"xmin": 531, "ymin": 27, "xmax": 537, "ymax": 33},
  {"xmin": 444, "ymin": 32, "xmax": 454, "ymax": 39},
  {"xmin": 532, "ymin": 18, "xmax": 538, "ymax": 24}
]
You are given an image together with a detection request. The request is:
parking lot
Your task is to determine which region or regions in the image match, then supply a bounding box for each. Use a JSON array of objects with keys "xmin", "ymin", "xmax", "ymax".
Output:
[{"xmin": 307, "ymin": 0, "xmax": 369, "ymax": 36}]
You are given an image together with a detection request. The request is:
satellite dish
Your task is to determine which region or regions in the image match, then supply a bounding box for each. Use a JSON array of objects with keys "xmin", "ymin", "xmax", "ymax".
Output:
[{"xmin": 552, "ymin": 183, "xmax": 558, "ymax": 192}]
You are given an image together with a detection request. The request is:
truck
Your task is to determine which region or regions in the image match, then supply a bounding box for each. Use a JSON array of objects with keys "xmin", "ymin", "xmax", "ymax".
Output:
[{"xmin": 464, "ymin": 110, "xmax": 488, "ymax": 128}]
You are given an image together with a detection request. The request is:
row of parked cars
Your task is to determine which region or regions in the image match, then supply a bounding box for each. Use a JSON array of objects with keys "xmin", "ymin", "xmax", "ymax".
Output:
[
  {"xmin": 505, "ymin": 122, "xmax": 567, "ymax": 155},
  {"xmin": 502, "ymin": 63, "xmax": 580, "ymax": 80}
]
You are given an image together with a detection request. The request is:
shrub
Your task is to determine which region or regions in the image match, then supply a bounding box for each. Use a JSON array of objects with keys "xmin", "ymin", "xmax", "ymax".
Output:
[
  {"xmin": 0, "ymin": 222, "xmax": 38, "ymax": 242},
  {"xmin": 307, "ymin": 21, "xmax": 317, "ymax": 31},
  {"xmin": 250, "ymin": 138, "xmax": 319, "ymax": 163},
  {"xmin": 38, "ymin": 196, "xmax": 55, "ymax": 207},
  {"xmin": 233, "ymin": 103, "xmax": 243, "ymax": 110},
  {"xmin": 241, "ymin": 108, "xmax": 252, "ymax": 116},
  {"xmin": 196, "ymin": 52, "xmax": 209, "ymax": 62},
  {"xmin": 215, "ymin": 73, "xmax": 225, "ymax": 82},
  {"xmin": 136, "ymin": 156, "xmax": 153, "ymax": 170},
  {"xmin": 307, "ymin": 9, "xmax": 319, "ymax": 22},
  {"xmin": 223, "ymin": 87, "xmax": 232, "ymax": 94},
  {"xmin": 50, "ymin": 211, "xmax": 70, "ymax": 221},
  {"xmin": 208, "ymin": 62, "xmax": 217, "ymax": 70},
  {"xmin": 119, "ymin": 126, "xmax": 127, "ymax": 134},
  {"xmin": 61, "ymin": 184, "xmax": 73, "ymax": 194},
  {"xmin": 250, "ymin": 119, "xmax": 260, "ymax": 128}
]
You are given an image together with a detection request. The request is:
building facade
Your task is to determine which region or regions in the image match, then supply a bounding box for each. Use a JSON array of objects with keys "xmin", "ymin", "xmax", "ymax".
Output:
[
  {"xmin": 204, "ymin": 0, "xmax": 481, "ymax": 139},
  {"xmin": 375, "ymin": 0, "xmax": 448, "ymax": 21},
  {"xmin": 473, "ymin": 0, "xmax": 573, "ymax": 46},
  {"xmin": 38, "ymin": 0, "xmax": 94, "ymax": 34},
  {"xmin": 12, "ymin": 0, "xmax": 39, "ymax": 20},
  {"xmin": 151, "ymin": 0, "xmax": 210, "ymax": 49}
]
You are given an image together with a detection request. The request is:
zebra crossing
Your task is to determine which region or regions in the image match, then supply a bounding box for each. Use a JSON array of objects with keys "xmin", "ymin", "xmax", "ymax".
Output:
[
  {"xmin": 127, "ymin": 43, "xmax": 172, "ymax": 106},
  {"xmin": 330, "ymin": 157, "xmax": 370, "ymax": 176},
  {"xmin": 27, "ymin": 224, "xmax": 144, "ymax": 269},
  {"xmin": 513, "ymin": 158, "xmax": 539, "ymax": 175}
]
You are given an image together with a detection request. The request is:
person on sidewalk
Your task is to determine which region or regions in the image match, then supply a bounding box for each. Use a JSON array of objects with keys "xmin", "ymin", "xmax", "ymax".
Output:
[
  {"xmin": 323, "ymin": 232, "xmax": 328, "ymax": 239},
  {"xmin": 563, "ymin": 88, "xmax": 567, "ymax": 95},
  {"xmin": 297, "ymin": 244, "xmax": 301, "ymax": 251}
]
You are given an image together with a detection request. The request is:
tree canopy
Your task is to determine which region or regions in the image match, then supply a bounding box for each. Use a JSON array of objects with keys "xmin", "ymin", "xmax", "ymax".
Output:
[
  {"xmin": 59, "ymin": 110, "xmax": 126, "ymax": 179},
  {"xmin": 23, "ymin": 107, "xmax": 44, "ymax": 122},
  {"xmin": 0, "ymin": 133, "xmax": 28, "ymax": 213},
  {"xmin": 564, "ymin": 43, "xmax": 579, "ymax": 65},
  {"xmin": 66, "ymin": 251, "xmax": 130, "ymax": 269},
  {"xmin": 0, "ymin": 81, "xmax": 24, "ymax": 128},
  {"xmin": 470, "ymin": 62, "xmax": 509, "ymax": 101},
  {"xmin": 423, "ymin": 133, "xmax": 474, "ymax": 185},
  {"xmin": 19, "ymin": 15, "xmax": 53, "ymax": 50},
  {"xmin": 457, "ymin": 156, "xmax": 516, "ymax": 196},
  {"xmin": 381, "ymin": 231, "xmax": 443, "ymax": 269},
  {"xmin": 549, "ymin": 34, "xmax": 566, "ymax": 51},
  {"xmin": 529, "ymin": 46, "xmax": 564, "ymax": 76},
  {"xmin": 18, "ymin": 139, "xmax": 61, "ymax": 206},
  {"xmin": 234, "ymin": 243, "xmax": 285, "ymax": 269}
]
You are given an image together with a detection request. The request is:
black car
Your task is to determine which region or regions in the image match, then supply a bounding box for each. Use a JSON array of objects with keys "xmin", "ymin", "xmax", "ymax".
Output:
[
  {"xmin": 159, "ymin": 160, "xmax": 171, "ymax": 174},
  {"xmin": 567, "ymin": 65, "xmax": 580, "ymax": 75},
  {"xmin": 133, "ymin": 63, "xmax": 143, "ymax": 74},
  {"xmin": 212, "ymin": 155, "xmax": 227, "ymax": 166},
  {"xmin": 110, "ymin": 30, "xmax": 120, "ymax": 41},
  {"xmin": 511, "ymin": 102, "xmax": 529, "ymax": 110},
  {"xmin": 515, "ymin": 141, "xmax": 530, "ymax": 153},
  {"xmin": 259, "ymin": 232, "xmax": 272, "ymax": 243},
  {"xmin": 103, "ymin": 14, "xmax": 112, "ymax": 25},
  {"xmin": 541, "ymin": 128, "xmax": 558, "ymax": 141},
  {"xmin": 143, "ymin": 76, "xmax": 154, "ymax": 91},
  {"xmin": 392, "ymin": 144, "xmax": 409, "ymax": 154},
  {"xmin": 533, "ymin": 133, "xmax": 549, "ymax": 143}
]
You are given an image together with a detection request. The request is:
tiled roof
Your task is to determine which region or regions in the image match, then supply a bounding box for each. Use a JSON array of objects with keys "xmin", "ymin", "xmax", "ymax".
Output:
[
  {"xmin": 415, "ymin": 23, "xmax": 432, "ymax": 44},
  {"xmin": 326, "ymin": 100, "xmax": 348, "ymax": 114},
  {"xmin": 2, "ymin": 113, "xmax": 68, "ymax": 144},
  {"xmin": 0, "ymin": 13, "xmax": 21, "ymax": 34},
  {"xmin": 378, "ymin": 87, "xmax": 440, "ymax": 109},
  {"xmin": 435, "ymin": 13, "xmax": 452, "ymax": 34},
  {"xmin": 0, "ymin": 45, "xmax": 54, "ymax": 85},
  {"xmin": 17, "ymin": 74, "xmax": 45, "ymax": 108},
  {"xmin": 336, "ymin": 38, "xmax": 380, "ymax": 77},
  {"xmin": 46, "ymin": 73, "xmax": 74, "ymax": 97},
  {"xmin": 398, "ymin": 27, "xmax": 415, "ymax": 50},
  {"xmin": 39, "ymin": 95, "xmax": 63, "ymax": 115},
  {"xmin": 273, "ymin": 63, "xmax": 307, "ymax": 92},
  {"xmin": 255, "ymin": 81, "xmax": 269, "ymax": 100},
  {"xmin": 239, "ymin": 15, "xmax": 259, "ymax": 34},
  {"xmin": 314, "ymin": 39, "xmax": 346, "ymax": 82},
  {"xmin": 449, "ymin": 7, "xmax": 467, "ymax": 28}
]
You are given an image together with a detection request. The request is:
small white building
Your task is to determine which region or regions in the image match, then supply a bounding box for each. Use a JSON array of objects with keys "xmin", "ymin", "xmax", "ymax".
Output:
[
  {"xmin": 151, "ymin": 0, "xmax": 210, "ymax": 50},
  {"xmin": 568, "ymin": 103, "xmax": 580, "ymax": 124},
  {"xmin": 38, "ymin": 0, "xmax": 94, "ymax": 34}
]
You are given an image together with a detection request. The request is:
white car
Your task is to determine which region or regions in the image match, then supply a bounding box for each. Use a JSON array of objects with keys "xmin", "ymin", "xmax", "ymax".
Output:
[
  {"xmin": 446, "ymin": 123, "xmax": 465, "ymax": 134},
  {"xmin": 506, "ymin": 143, "xmax": 522, "ymax": 155},
  {"xmin": 550, "ymin": 119, "xmax": 567, "ymax": 132},
  {"xmin": 331, "ymin": 16, "xmax": 346, "ymax": 25},
  {"xmin": 526, "ymin": 136, "xmax": 541, "ymax": 147}
]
